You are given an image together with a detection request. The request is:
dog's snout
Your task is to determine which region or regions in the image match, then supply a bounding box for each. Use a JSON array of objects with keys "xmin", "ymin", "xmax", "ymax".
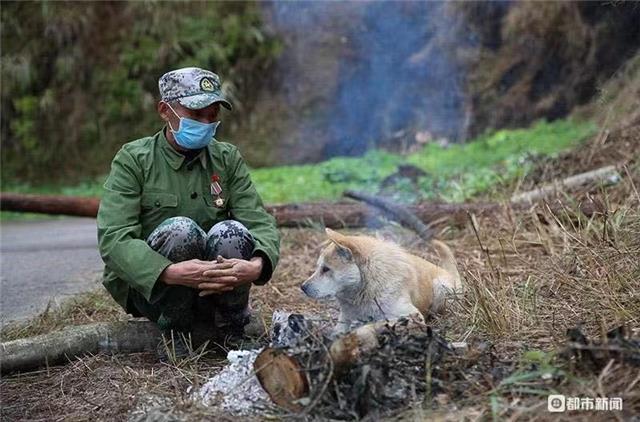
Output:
[{"xmin": 301, "ymin": 281, "xmax": 317, "ymax": 298}]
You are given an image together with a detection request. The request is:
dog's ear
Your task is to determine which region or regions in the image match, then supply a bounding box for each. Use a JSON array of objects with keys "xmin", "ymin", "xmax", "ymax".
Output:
[
  {"xmin": 325, "ymin": 228, "xmax": 347, "ymax": 243},
  {"xmin": 325, "ymin": 228, "xmax": 349, "ymax": 248},
  {"xmin": 326, "ymin": 228, "xmax": 355, "ymax": 262},
  {"xmin": 335, "ymin": 244, "xmax": 353, "ymax": 262}
]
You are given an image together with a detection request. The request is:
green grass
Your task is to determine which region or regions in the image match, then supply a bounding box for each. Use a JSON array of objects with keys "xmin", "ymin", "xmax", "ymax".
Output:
[
  {"xmin": 1, "ymin": 119, "xmax": 596, "ymax": 218},
  {"xmin": 252, "ymin": 118, "xmax": 596, "ymax": 203},
  {"xmin": 2, "ymin": 177, "xmax": 107, "ymax": 197}
]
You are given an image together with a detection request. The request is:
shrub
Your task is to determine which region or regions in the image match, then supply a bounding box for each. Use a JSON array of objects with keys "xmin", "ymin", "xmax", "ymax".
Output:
[{"xmin": 0, "ymin": 1, "xmax": 281, "ymax": 183}]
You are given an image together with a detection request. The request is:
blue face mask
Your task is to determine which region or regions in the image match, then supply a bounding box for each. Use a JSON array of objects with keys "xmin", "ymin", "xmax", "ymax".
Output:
[{"xmin": 167, "ymin": 103, "xmax": 219, "ymax": 150}]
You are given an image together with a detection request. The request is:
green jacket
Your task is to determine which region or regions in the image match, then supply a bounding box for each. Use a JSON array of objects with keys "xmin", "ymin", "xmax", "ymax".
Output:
[{"xmin": 97, "ymin": 129, "xmax": 280, "ymax": 310}]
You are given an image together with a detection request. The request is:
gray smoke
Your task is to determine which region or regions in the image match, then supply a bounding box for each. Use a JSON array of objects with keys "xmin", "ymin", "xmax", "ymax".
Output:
[{"xmin": 262, "ymin": 1, "xmax": 476, "ymax": 159}]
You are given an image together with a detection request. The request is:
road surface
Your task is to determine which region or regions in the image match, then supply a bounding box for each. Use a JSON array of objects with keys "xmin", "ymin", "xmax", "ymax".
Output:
[{"xmin": 0, "ymin": 217, "xmax": 105, "ymax": 324}]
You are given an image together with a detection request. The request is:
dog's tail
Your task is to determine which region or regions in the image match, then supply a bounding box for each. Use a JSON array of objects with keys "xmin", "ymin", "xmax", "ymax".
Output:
[{"xmin": 431, "ymin": 239, "xmax": 462, "ymax": 290}]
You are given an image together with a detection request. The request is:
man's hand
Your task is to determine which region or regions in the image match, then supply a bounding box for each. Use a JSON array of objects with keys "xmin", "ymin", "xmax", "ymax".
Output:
[
  {"xmin": 159, "ymin": 259, "xmax": 236, "ymax": 294},
  {"xmin": 198, "ymin": 256, "xmax": 264, "ymax": 297}
]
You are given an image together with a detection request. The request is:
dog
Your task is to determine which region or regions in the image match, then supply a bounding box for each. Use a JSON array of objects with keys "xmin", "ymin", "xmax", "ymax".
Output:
[{"xmin": 301, "ymin": 228, "xmax": 461, "ymax": 333}]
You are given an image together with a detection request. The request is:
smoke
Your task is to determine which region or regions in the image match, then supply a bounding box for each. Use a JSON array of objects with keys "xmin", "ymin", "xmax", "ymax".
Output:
[{"xmin": 262, "ymin": 1, "xmax": 475, "ymax": 159}]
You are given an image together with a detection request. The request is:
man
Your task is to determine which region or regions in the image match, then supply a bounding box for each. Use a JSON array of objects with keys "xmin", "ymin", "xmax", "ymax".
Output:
[{"xmin": 97, "ymin": 67, "xmax": 280, "ymax": 360}]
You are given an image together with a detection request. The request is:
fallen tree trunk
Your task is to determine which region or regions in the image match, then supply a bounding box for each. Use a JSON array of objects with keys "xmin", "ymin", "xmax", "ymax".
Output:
[
  {"xmin": 0, "ymin": 192, "xmax": 500, "ymax": 228},
  {"xmin": 0, "ymin": 193, "xmax": 100, "ymax": 218},
  {"xmin": 0, "ymin": 165, "xmax": 620, "ymax": 227},
  {"xmin": 0, "ymin": 320, "xmax": 160, "ymax": 374},
  {"xmin": 269, "ymin": 201, "xmax": 501, "ymax": 228}
]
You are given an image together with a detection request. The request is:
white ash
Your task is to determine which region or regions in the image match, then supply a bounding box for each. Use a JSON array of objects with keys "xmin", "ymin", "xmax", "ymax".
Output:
[
  {"xmin": 196, "ymin": 310, "xmax": 323, "ymax": 415},
  {"xmin": 198, "ymin": 349, "xmax": 270, "ymax": 415},
  {"xmin": 128, "ymin": 395, "xmax": 182, "ymax": 422}
]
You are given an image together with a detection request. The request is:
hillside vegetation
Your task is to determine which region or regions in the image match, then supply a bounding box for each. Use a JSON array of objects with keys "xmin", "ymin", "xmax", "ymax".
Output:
[
  {"xmin": 460, "ymin": 1, "xmax": 640, "ymax": 135},
  {"xmin": 251, "ymin": 1, "xmax": 640, "ymax": 165},
  {"xmin": 2, "ymin": 2, "xmax": 638, "ymax": 185},
  {"xmin": 252, "ymin": 118, "xmax": 595, "ymax": 204},
  {"xmin": 1, "ymin": 1, "xmax": 281, "ymax": 183}
]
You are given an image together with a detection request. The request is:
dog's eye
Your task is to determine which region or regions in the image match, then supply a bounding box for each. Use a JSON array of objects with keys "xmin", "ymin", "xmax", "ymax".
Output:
[{"xmin": 321, "ymin": 266, "xmax": 331, "ymax": 274}]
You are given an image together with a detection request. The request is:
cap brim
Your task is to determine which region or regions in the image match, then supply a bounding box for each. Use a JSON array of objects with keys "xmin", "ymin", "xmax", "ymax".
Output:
[{"xmin": 178, "ymin": 93, "xmax": 232, "ymax": 111}]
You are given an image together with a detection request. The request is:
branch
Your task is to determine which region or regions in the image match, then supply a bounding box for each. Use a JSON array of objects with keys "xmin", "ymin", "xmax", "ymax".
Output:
[
  {"xmin": 343, "ymin": 190, "xmax": 434, "ymax": 240},
  {"xmin": 0, "ymin": 320, "xmax": 160, "ymax": 374}
]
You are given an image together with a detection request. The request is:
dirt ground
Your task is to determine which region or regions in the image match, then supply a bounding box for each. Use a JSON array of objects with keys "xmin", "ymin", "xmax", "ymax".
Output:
[{"xmin": 1, "ymin": 124, "xmax": 639, "ymax": 421}]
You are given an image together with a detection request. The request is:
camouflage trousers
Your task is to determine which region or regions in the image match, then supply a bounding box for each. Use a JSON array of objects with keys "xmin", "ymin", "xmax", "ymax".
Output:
[{"xmin": 127, "ymin": 217, "xmax": 255, "ymax": 339}]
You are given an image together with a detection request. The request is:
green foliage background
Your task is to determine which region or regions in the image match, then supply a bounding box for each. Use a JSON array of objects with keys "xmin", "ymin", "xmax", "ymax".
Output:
[
  {"xmin": 0, "ymin": 1, "xmax": 609, "ymax": 213},
  {"xmin": 1, "ymin": 1, "xmax": 281, "ymax": 183}
]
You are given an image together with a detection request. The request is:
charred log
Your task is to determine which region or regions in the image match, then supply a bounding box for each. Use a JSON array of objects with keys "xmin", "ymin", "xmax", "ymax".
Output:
[{"xmin": 253, "ymin": 317, "xmax": 445, "ymax": 415}]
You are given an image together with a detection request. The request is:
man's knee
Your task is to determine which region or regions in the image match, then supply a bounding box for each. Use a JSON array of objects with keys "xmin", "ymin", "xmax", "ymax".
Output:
[
  {"xmin": 206, "ymin": 220, "xmax": 255, "ymax": 260},
  {"xmin": 147, "ymin": 216, "xmax": 206, "ymax": 261}
]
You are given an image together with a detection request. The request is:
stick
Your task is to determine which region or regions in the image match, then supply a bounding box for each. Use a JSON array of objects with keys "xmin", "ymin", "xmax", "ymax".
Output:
[
  {"xmin": 0, "ymin": 320, "xmax": 160, "ymax": 374},
  {"xmin": 343, "ymin": 190, "xmax": 434, "ymax": 240},
  {"xmin": 510, "ymin": 165, "xmax": 621, "ymax": 204}
]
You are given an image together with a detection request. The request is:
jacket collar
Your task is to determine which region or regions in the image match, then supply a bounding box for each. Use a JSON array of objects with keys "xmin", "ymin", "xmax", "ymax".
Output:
[{"xmin": 158, "ymin": 127, "xmax": 209, "ymax": 170}]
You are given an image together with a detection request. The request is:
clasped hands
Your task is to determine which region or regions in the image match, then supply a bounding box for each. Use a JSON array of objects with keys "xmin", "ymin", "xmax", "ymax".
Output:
[{"xmin": 160, "ymin": 256, "xmax": 263, "ymax": 297}]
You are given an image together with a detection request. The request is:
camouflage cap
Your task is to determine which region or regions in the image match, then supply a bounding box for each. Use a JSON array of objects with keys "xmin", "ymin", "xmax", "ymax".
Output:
[{"xmin": 158, "ymin": 67, "xmax": 232, "ymax": 110}]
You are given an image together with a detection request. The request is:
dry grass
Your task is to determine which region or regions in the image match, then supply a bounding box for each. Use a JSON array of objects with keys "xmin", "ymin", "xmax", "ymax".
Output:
[
  {"xmin": 574, "ymin": 51, "xmax": 640, "ymax": 130},
  {"xmin": 0, "ymin": 352, "xmax": 240, "ymax": 422},
  {"xmin": 2, "ymin": 126, "xmax": 639, "ymax": 420},
  {"xmin": 0, "ymin": 289, "xmax": 127, "ymax": 342},
  {"xmin": 462, "ymin": 0, "xmax": 640, "ymax": 136},
  {"xmin": 448, "ymin": 189, "xmax": 640, "ymax": 341},
  {"xmin": 414, "ymin": 124, "xmax": 640, "ymax": 419}
]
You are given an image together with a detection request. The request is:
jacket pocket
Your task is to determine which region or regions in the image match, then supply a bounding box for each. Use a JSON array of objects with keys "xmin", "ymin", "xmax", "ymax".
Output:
[{"xmin": 141, "ymin": 192, "xmax": 178, "ymax": 210}]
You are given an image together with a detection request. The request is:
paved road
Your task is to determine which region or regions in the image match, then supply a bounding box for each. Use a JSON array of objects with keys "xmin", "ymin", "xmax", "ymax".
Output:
[{"xmin": 0, "ymin": 217, "xmax": 105, "ymax": 324}]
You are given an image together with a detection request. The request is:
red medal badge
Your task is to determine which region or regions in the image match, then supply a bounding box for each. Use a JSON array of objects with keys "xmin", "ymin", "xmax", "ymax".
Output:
[{"xmin": 210, "ymin": 174, "xmax": 224, "ymax": 207}]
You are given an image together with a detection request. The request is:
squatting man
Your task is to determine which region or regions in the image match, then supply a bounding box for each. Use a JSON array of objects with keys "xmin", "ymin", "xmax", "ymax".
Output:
[{"xmin": 97, "ymin": 67, "xmax": 280, "ymax": 360}]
